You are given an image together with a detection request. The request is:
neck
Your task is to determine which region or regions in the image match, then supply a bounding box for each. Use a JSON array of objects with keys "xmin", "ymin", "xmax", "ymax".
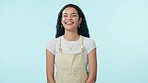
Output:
[{"xmin": 64, "ymin": 31, "xmax": 80, "ymax": 41}]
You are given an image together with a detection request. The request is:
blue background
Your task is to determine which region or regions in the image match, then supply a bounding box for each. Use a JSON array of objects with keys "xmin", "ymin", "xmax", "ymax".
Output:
[{"xmin": 0, "ymin": 0, "xmax": 148, "ymax": 83}]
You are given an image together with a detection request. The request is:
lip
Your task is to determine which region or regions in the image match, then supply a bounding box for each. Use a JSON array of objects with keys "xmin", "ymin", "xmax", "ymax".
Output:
[{"xmin": 65, "ymin": 21, "xmax": 74, "ymax": 25}]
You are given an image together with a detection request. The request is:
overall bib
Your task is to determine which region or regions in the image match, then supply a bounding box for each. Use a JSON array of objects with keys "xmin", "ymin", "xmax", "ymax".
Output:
[{"xmin": 55, "ymin": 36, "xmax": 88, "ymax": 83}]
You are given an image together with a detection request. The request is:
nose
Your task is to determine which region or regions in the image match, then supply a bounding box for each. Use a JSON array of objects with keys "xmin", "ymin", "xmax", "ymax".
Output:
[{"xmin": 67, "ymin": 15, "xmax": 72, "ymax": 20}]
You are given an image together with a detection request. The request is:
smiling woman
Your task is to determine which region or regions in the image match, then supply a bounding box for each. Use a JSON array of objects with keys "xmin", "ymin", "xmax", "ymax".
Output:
[
  {"xmin": 61, "ymin": 7, "xmax": 81, "ymax": 32},
  {"xmin": 46, "ymin": 4, "xmax": 97, "ymax": 83}
]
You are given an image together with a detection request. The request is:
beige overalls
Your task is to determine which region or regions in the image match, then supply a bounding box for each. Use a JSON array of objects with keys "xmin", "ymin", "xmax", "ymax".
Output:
[{"xmin": 55, "ymin": 36, "xmax": 88, "ymax": 83}]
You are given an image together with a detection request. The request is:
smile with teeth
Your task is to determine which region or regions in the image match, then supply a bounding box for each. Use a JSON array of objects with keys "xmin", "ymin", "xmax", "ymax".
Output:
[{"xmin": 65, "ymin": 21, "xmax": 74, "ymax": 25}]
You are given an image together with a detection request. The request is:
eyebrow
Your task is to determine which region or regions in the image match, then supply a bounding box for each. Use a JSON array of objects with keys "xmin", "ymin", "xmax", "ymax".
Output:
[{"xmin": 63, "ymin": 12, "xmax": 77, "ymax": 15}]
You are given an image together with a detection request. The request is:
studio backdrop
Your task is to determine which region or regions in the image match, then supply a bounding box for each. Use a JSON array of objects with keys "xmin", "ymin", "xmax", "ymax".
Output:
[{"xmin": 0, "ymin": 0, "xmax": 148, "ymax": 83}]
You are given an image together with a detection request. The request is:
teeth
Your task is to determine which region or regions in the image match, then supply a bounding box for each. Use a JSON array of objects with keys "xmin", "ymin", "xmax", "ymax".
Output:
[{"xmin": 65, "ymin": 22, "xmax": 74, "ymax": 25}]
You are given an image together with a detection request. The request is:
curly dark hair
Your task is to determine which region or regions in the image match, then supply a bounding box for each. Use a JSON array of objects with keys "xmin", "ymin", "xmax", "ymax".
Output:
[{"xmin": 55, "ymin": 4, "xmax": 90, "ymax": 38}]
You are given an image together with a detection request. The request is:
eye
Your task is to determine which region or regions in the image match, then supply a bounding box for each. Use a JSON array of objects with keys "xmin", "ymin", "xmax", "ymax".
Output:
[
  {"xmin": 72, "ymin": 14, "xmax": 77, "ymax": 17},
  {"xmin": 62, "ymin": 14, "xmax": 67, "ymax": 17}
]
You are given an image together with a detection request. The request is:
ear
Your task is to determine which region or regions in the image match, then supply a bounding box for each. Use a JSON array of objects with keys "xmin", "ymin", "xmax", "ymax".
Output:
[{"xmin": 79, "ymin": 17, "xmax": 82, "ymax": 24}]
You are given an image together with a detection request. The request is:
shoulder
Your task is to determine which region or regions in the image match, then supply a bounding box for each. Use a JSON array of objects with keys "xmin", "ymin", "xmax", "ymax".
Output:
[
  {"xmin": 82, "ymin": 36, "xmax": 96, "ymax": 53},
  {"xmin": 82, "ymin": 36, "xmax": 96, "ymax": 45},
  {"xmin": 46, "ymin": 36, "xmax": 61, "ymax": 52},
  {"xmin": 46, "ymin": 36, "xmax": 62, "ymax": 55}
]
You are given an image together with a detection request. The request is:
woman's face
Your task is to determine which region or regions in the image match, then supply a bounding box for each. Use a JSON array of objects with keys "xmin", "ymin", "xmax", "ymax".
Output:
[{"xmin": 61, "ymin": 7, "xmax": 82, "ymax": 31}]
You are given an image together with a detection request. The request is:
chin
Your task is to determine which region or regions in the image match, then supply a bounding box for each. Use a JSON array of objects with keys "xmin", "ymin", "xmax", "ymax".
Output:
[{"xmin": 65, "ymin": 26, "xmax": 74, "ymax": 29}]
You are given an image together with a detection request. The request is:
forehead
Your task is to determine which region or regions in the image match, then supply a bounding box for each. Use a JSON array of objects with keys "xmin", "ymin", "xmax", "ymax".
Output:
[{"xmin": 62, "ymin": 7, "xmax": 78, "ymax": 14}]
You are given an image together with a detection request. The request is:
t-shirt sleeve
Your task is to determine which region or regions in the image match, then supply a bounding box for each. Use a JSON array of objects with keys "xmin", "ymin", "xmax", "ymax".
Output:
[
  {"xmin": 86, "ymin": 39, "xmax": 96, "ymax": 54},
  {"xmin": 46, "ymin": 39, "xmax": 56, "ymax": 55}
]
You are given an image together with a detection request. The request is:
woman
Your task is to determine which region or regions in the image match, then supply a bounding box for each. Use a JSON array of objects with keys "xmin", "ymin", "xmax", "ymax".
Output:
[{"xmin": 46, "ymin": 3, "xmax": 97, "ymax": 83}]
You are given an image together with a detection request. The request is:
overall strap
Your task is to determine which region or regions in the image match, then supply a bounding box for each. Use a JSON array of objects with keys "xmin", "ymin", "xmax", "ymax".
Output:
[
  {"xmin": 58, "ymin": 36, "xmax": 62, "ymax": 52},
  {"xmin": 80, "ymin": 35, "xmax": 84, "ymax": 51}
]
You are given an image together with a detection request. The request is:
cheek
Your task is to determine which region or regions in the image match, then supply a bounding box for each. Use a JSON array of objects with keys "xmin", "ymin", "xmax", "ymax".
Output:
[
  {"xmin": 61, "ymin": 19, "xmax": 64, "ymax": 24},
  {"xmin": 74, "ymin": 18, "xmax": 80, "ymax": 22},
  {"xmin": 74, "ymin": 19, "xmax": 80, "ymax": 24}
]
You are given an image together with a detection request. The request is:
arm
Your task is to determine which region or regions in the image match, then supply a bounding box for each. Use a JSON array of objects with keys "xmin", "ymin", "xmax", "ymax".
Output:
[
  {"xmin": 86, "ymin": 48, "xmax": 97, "ymax": 83},
  {"xmin": 46, "ymin": 49, "xmax": 55, "ymax": 83}
]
